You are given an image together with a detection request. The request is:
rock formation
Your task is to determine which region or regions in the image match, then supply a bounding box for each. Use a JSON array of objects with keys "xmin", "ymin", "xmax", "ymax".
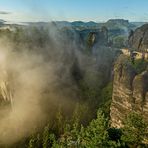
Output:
[
  {"xmin": 129, "ymin": 24, "xmax": 148, "ymax": 51},
  {"xmin": 110, "ymin": 54, "xmax": 148, "ymax": 128},
  {"xmin": 111, "ymin": 24, "xmax": 148, "ymax": 128}
]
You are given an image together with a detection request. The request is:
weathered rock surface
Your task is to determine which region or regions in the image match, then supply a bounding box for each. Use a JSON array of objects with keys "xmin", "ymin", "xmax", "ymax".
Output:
[
  {"xmin": 129, "ymin": 24, "xmax": 148, "ymax": 51},
  {"xmin": 110, "ymin": 55, "xmax": 148, "ymax": 128}
]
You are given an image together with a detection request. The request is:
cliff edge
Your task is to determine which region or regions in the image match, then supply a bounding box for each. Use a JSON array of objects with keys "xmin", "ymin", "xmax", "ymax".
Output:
[{"xmin": 111, "ymin": 24, "xmax": 148, "ymax": 128}]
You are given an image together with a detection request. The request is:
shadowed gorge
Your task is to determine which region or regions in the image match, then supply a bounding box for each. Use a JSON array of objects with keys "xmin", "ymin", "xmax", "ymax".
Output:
[{"xmin": 0, "ymin": 22, "xmax": 118, "ymax": 145}]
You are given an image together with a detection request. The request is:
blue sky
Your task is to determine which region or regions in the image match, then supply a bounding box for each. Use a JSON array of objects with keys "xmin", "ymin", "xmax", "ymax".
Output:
[{"xmin": 0, "ymin": 0, "xmax": 148, "ymax": 22}]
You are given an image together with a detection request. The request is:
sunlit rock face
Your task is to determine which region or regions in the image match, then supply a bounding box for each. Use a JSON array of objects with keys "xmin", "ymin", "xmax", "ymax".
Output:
[
  {"xmin": 110, "ymin": 55, "xmax": 148, "ymax": 128},
  {"xmin": 0, "ymin": 50, "xmax": 12, "ymax": 110},
  {"xmin": 110, "ymin": 55, "xmax": 135, "ymax": 128},
  {"xmin": 0, "ymin": 69, "xmax": 12, "ymax": 100},
  {"xmin": 0, "ymin": 70, "xmax": 12, "ymax": 119},
  {"xmin": 111, "ymin": 24, "xmax": 148, "ymax": 128}
]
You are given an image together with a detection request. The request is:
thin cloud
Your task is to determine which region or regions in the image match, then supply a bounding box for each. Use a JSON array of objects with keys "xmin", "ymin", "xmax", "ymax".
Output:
[{"xmin": 0, "ymin": 11, "xmax": 11, "ymax": 15}]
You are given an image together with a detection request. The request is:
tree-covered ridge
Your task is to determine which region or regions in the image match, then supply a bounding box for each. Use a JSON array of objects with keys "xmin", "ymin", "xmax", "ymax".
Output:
[{"xmin": 26, "ymin": 110, "xmax": 148, "ymax": 148}]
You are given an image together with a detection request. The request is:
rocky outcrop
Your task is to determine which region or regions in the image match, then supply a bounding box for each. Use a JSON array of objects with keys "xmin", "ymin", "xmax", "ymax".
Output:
[
  {"xmin": 79, "ymin": 27, "xmax": 108, "ymax": 47},
  {"xmin": 0, "ymin": 71, "xmax": 12, "ymax": 106},
  {"xmin": 129, "ymin": 24, "xmax": 148, "ymax": 51},
  {"xmin": 110, "ymin": 55, "xmax": 148, "ymax": 128}
]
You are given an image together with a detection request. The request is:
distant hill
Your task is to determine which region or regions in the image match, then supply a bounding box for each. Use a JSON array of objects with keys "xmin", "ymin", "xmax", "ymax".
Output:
[
  {"xmin": 0, "ymin": 19, "xmax": 5, "ymax": 26},
  {"xmin": 131, "ymin": 22, "xmax": 148, "ymax": 28},
  {"xmin": 21, "ymin": 19, "xmax": 147, "ymax": 31},
  {"xmin": 1, "ymin": 19, "xmax": 147, "ymax": 41},
  {"xmin": 71, "ymin": 21, "xmax": 99, "ymax": 28}
]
